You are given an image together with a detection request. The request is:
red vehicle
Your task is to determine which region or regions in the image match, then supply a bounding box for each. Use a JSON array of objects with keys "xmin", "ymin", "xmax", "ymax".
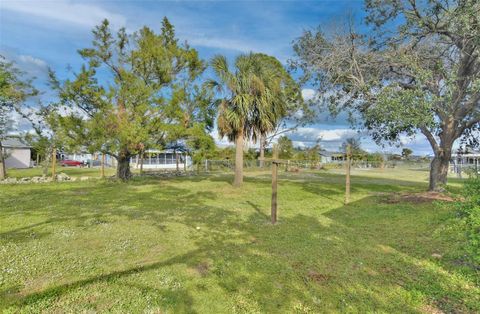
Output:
[{"xmin": 60, "ymin": 159, "xmax": 84, "ymax": 167}]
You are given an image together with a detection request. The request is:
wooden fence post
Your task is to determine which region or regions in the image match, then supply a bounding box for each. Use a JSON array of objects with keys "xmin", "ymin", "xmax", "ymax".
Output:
[
  {"xmin": 271, "ymin": 145, "xmax": 279, "ymax": 224},
  {"xmin": 101, "ymin": 153, "xmax": 105, "ymax": 178},
  {"xmin": 184, "ymin": 152, "xmax": 187, "ymax": 172},
  {"xmin": 139, "ymin": 150, "xmax": 144, "ymax": 175},
  {"xmin": 52, "ymin": 147, "xmax": 56, "ymax": 181},
  {"xmin": 345, "ymin": 144, "xmax": 351, "ymax": 205},
  {"xmin": 175, "ymin": 150, "xmax": 179, "ymax": 172}
]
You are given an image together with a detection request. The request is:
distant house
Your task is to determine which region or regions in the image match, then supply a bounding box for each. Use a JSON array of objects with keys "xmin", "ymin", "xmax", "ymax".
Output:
[
  {"xmin": 131, "ymin": 148, "xmax": 192, "ymax": 170},
  {"xmin": 453, "ymin": 150, "xmax": 480, "ymax": 167},
  {"xmin": 319, "ymin": 150, "xmax": 345, "ymax": 163},
  {"xmin": 1, "ymin": 137, "xmax": 32, "ymax": 169}
]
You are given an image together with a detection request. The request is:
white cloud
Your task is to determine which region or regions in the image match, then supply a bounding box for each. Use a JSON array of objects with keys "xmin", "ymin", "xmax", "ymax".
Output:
[
  {"xmin": 1, "ymin": 49, "xmax": 49, "ymax": 81},
  {"xmin": 17, "ymin": 55, "xmax": 47, "ymax": 68},
  {"xmin": 301, "ymin": 88, "xmax": 316, "ymax": 101},
  {"xmin": 187, "ymin": 35, "xmax": 259, "ymax": 53},
  {"xmin": 2, "ymin": 0, "xmax": 126, "ymax": 30},
  {"xmin": 293, "ymin": 127, "xmax": 358, "ymax": 142},
  {"xmin": 292, "ymin": 141, "xmax": 307, "ymax": 148}
]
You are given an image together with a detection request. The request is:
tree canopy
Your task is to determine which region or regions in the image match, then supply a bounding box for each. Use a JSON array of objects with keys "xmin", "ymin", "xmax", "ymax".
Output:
[
  {"xmin": 51, "ymin": 18, "xmax": 214, "ymax": 180},
  {"xmin": 292, "ymin": 0, "xmax": 480, "ymax": 191}
]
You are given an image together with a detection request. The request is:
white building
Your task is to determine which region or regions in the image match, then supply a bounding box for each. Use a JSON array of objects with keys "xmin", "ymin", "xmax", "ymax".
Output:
[
  {"xmin": 450, "ymin": 150, "xmax": 480, "ymax": 174},
  {"xmin": 1, "ymin": 138, "xmax": 32, "ymax": 169},
  {"xmin": 319, "ymin": 151, "xmax": 346, "ymax": 163},
  {"xmin": 131, "ymin": 149, "xmax": 192, "ymax": 170}
]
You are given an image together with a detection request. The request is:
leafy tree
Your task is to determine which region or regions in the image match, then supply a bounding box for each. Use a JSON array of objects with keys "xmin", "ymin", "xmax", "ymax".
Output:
[
  {"xmin": 51, "ymin": 18, "xmax": 210, "ymax": 180},
  {"xmin": 402, "ymin": 148, "xmax": 413, "ymax": 159},
  {"xmin": 295, "ymin": 144, "xmax": 321, "ymax": 163},
  {"xmin": 292, "ymin": 0, "xmax": 480, "ymax": 191},
  {"xmin": 340, "ymin": 138, "xmax": 366, "ymax": 160},
  {"xmin": 209, "ymin": 53, "xmax": 294, "ymax": 187},
  {"xmin": 0, "ymin": 57, "xmax": 37, "ymax": 179},
  {"xmin": 22, "ymin": 103, "xmax": 65, "ymax": 177},
  {"xmin": 277, "ymin": 135, "xmax": 294, "ymax": 159}
]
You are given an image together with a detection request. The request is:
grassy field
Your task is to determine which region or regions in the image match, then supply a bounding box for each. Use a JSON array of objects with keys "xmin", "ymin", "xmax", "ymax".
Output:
[
  {"xmin": 6, "ymin": 165, "xmax": 117, "ymax": 179},
  {"xmin": 0, "ymin": 167, "xmax": 478, "ymax": 313}
]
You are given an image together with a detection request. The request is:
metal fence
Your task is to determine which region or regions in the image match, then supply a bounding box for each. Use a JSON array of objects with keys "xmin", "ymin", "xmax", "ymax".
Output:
[{"xmin": 201, "ymin": 159, "xmax": 433, "ymax": 173}]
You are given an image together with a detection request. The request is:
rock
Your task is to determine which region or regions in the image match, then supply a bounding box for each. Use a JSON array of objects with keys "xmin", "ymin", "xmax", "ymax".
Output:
[
  {"xmin": 56, "ymin": 172, "xmax": 71, "ymax": 181},
  {"xmin": 20, "ymin": 177, "xmax": 31, "ymax": 183},
  {"xmin": 4, "ymin": 177, "xmax": 18, "ymax": 184},
  {"xmin": 79, "ymin": 176, "xmax": 90, "ymax": 181},
  {"xmin": 431, "ymin": 253, "xmax": 442, "ymax": 259},
  {"xmin": 30, "ymin": 176, "xmax": 43, "ymax": 183}
]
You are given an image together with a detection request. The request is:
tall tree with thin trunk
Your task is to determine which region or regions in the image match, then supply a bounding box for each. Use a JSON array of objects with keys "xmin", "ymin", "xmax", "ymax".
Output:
[
  {"xmin": 292, "ymin": 0, "xmax": 480, "ymax": 191},
  {"xmin": 51, "ymin": 18, "xmax": 207, "ymax": 180},
  {"xmin": 209, "ymin": 53, "xmax": 294, "ymax": 187}
]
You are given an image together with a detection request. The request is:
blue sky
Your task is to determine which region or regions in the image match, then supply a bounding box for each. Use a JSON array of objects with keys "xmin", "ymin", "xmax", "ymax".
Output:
[{"xmin": 0, "ymin": 0, "xmax": 434, "ymax": 155}]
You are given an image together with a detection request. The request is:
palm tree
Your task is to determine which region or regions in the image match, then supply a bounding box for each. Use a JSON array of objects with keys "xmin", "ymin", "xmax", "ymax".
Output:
[
  {"xmin": 249, "ymin": 54, "xmax": 301, "ymax": 167},
  {"xmin": 209, "ymin": 53, "xmax": 299, "ymax": 186},
  {"xmin": 209, "ymin": 53, "xmax": 287, "ymax": 187}
]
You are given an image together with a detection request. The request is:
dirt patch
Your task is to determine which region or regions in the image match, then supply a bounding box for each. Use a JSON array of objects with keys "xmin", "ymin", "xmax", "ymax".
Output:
[
  {"xmin": 306, "ymin": 270, "xmax": 332, "ymax": 284},
  {"xmin": 385, "ymin": 192, "xmax": 454, "ymax": 204},
  {"xmin": 420, "ymin": 304, "xmax": 445, "ymax": 314},
  {"xmin": 195, "ymin": 262, "xmax": 210, "ymax": 277}
]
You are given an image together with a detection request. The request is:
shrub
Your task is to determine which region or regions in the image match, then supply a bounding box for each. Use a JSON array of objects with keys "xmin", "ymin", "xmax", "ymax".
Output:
[{"xmin": 456, "ymin": 177, "xmax": 480, "ymax": 266}]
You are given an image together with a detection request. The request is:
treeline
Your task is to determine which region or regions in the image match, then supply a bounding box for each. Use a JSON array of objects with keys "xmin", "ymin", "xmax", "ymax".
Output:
[{"xmin": 1, "ymin": 0, "xmax": 479, "ymax": 191}]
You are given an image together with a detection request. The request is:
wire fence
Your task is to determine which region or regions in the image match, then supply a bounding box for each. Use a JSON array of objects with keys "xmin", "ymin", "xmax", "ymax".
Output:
[{"xmin": 201, "ymin": 159, "xmax": 433, "ymax": 172}]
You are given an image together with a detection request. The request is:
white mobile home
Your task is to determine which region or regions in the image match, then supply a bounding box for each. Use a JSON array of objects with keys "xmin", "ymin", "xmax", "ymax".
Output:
[
  {"xmin": 131, "ymin": 149, "xmax": 192, "ymax": 170},
  {"xmin": 2, "ymin": 138, "xmax": 32, "ymax": 169}
]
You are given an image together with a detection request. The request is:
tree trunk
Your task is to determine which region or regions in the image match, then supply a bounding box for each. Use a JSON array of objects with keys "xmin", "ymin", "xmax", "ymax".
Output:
[
  {"xmin": 0, "ymin": 141, "xmax": 6, "ymax": 180},
  {"xmin": 429, "ymin": 153, "xmax": 451, "ymax": 192},
  {"xmin": 116, "ymin": 149, "xmax": 131, "ymax": 180},
  {"xmin": 51, "ymin": 147, "xmax": 56, "ymax": 181},
  {"xmin": 233, "ymin": 132, "xmax": 244, "ymax": 187},
  {"xmin": 139, "ymin": 150, "xmax": 144, "ymax": 175},
  {"xmin": 42, "ymin": 149, "xmax": 51, "ymax": 176},
  {"xmin": 427, "ymin": 127, "xmax": 455, "ymax": 192},
  {"xmin": 259, "ymin": 135, "xmax": 265, "ymax": 168}
]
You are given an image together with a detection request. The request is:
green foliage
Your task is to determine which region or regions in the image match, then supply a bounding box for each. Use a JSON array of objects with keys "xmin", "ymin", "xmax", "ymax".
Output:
[
  {"xmin": 210, "ymin": 53, "xmax": 300, "ymax": 143},
  {"xmin": 340, "ymin": 138, "xmax": 369, "ymax": 161},
  {"xmin": 402, "ymin": 148, "xmax": 413, "ymax": 159},
  {"xmin": 0, "ymin": 57, "xmax": 37, "ymax": 139},
  {"xmin": 294, "ymin": 144, "xmax": 321, "ymax": 162},
  {"xmin": 456, "ymin": 177, "xmax": 480, "ymax": 266},
  {"xmin": 51, "ymin": 19, "xmax": 213, "ymax": 179},
  {"xmin": 292, "ymin": 0, "xmax": 480, "ymax": 190},
  {"xmin": 277, "ymin": 135, "xmax": 294, "ymax": 159}
]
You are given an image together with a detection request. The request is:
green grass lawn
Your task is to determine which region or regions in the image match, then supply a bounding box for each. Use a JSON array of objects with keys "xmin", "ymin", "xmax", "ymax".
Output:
[
  {"xmin": 6, "ymin": 165, "xmax": 117, "ymax": 179},
  {"xmin": 1, "ymin": 168, "xmax": 478, "ymax": 313}
]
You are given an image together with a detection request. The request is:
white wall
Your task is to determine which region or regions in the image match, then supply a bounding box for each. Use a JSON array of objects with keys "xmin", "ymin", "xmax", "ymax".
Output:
[{"xmin": 4, "ymin": 148, "xmax": 31, "ymax": 169}]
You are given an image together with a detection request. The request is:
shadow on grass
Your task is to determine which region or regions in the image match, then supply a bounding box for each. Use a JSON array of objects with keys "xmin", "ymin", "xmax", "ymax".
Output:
[{"xmin": 1, "ymin": 176, "xmax": 478, "ymax": 312}]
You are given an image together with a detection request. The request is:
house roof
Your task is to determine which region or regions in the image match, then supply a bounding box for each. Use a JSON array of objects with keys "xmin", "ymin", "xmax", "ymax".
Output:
[{"xmin": 1, "ymin": 137, "xmax": 31, "ymax": 149}]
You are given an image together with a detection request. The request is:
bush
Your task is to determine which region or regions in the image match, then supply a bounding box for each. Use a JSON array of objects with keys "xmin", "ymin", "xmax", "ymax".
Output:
[{"xmin": 456, "ymin": 177, "xmax": 480, "ymax": 266}]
